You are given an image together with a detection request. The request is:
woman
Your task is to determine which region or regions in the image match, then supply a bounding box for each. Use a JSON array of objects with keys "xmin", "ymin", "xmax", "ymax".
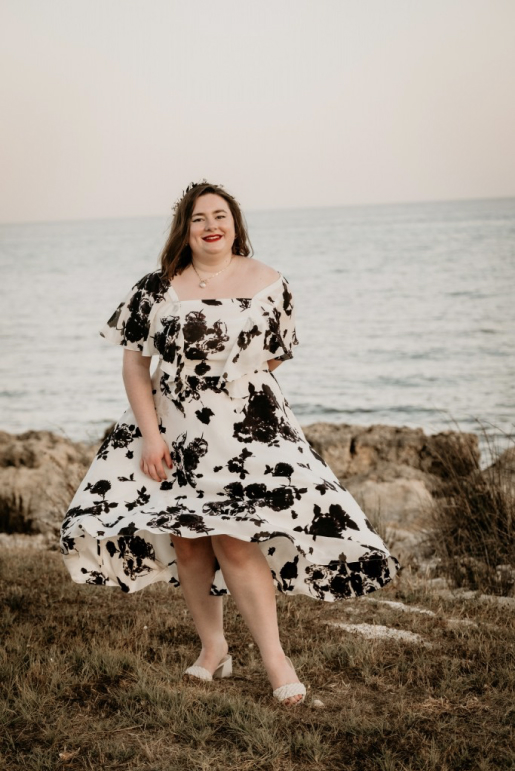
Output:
[{"xmin": 60, "ymin": 180, "xmax": 402, "ymax": 707}]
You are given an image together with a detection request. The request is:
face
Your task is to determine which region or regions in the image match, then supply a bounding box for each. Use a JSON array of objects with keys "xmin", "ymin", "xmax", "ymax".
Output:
[{"xmin": 188, "ymin": 193, "xmax": 236, "ymax": 260}]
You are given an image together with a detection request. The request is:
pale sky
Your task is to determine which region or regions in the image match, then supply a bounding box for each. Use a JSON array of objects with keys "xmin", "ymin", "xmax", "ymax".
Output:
[{"xmin": 1, "ymin": 0, "xmax": 514, "ymax": 223}]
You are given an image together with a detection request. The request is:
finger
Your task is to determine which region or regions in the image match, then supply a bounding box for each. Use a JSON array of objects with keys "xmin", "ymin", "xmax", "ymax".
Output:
[
  {"xmin": 156, "ymin": 459, "xmax": 168, "ymax": 480},
  {"xmin": 142, "ymin": 459, "xmax": 153, "ymax": 481},
  {"xmin": 149, "ymin": 464, "xmax": 162, "ymax": 483},
  {"xmin": 164, "ymin": 448, "xmax": 173, "ymax": 468}
]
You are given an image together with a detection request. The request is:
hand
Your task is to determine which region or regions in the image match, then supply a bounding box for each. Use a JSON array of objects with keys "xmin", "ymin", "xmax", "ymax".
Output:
[{"xmin": 140, "ymin": 436, "xmax": 174, "ymax": 482}]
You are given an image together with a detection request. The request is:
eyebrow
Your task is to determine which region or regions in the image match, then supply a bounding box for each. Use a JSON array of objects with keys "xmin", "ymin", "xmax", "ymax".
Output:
[{"xmin": 191, "ymin": 209, "xmax": 227, "ymax": 217}]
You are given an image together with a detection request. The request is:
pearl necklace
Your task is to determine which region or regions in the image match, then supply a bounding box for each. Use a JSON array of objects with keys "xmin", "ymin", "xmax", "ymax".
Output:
[{"xmin": 191, "ymin": 255, "xmax": 233, "ymax": 288}]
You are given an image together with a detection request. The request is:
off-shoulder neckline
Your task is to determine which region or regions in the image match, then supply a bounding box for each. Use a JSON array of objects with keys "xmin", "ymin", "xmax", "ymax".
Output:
[{"xmin": 165, "ymin": 273, "xmax": 284, "ymax": 303}]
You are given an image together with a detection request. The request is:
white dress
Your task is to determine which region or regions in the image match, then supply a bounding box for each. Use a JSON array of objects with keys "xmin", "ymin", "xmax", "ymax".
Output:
[{"xmin": 60, "ymin": 269, "xmax": 402, "ymax": 600}]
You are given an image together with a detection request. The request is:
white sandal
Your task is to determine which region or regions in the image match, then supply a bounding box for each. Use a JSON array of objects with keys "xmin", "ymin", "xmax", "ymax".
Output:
[
  {"xmin": 272, "ymin": 657, "xmax": 306, "ymax": 705},
  {"xmin": 183, "ymin": 654, "xmax": 232, "ymax": 681}
]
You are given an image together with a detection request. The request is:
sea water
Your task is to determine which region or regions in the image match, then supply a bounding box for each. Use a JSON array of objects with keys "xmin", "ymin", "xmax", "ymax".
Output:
[{"xmin": 1, "ymin": 197, "xmax": 514, "ymax": 466}]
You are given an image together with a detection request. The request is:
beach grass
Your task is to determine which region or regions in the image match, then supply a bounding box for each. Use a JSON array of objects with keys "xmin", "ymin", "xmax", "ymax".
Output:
[
  {"xmin": 1, "ymin": 548, "xmax": 513, "ymax": 771},
  {"xmin": 425, "ymin": 418, "xmax": 515, "ymax": 597}
]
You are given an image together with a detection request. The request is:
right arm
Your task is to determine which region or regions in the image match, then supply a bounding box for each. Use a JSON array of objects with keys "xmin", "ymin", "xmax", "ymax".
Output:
[{"xmin": 122, "ymin": 349, "xmax": 173, "ymax": 482}]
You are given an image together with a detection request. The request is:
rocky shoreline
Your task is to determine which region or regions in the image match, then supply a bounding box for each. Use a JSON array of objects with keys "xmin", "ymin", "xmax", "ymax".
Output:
[{"xmin": 1, "ymin": 422, "xmax": 513, "ymax": 592}]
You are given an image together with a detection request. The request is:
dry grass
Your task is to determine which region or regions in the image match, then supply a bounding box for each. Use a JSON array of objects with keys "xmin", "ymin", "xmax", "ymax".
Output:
[
  {"xmin": 0, "ymin": 548, "xmax": 513, "ymax": 771},
  {"xmin": 426, "ymin": 419, "xmax": 515, "ymax": 596}
]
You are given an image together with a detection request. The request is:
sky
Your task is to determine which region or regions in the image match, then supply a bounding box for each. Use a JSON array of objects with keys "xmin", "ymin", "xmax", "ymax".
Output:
[{"xmin": 1, "ymin": 0, "xmax": 514, "ymax": 223}]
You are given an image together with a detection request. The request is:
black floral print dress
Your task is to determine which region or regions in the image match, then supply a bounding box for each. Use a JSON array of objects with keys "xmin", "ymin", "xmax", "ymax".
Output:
[{"xmin": 60, "ymin": 269, "xmax": 402, "ymax": 600}]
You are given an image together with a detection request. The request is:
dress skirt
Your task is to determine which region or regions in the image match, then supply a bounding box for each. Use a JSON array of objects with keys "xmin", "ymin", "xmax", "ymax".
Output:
[{"xmin": 60, "ymin": 269, "xmax": 402, "ymax": 601}]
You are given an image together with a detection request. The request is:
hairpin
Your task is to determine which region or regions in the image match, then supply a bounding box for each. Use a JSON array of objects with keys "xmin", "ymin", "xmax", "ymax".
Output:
[{"xmin": 172, "ymin": 179, "xmax": 226, "ymax": 214}]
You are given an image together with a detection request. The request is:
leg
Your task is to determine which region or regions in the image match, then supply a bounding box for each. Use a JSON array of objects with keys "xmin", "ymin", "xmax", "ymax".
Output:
[
  {"xmin": 210, "ymin": 535, "xmax": 304, "ymax": 705},
  {"xmin": 171, "ymin": 535, "xmax": 229, "ymax": 674}
]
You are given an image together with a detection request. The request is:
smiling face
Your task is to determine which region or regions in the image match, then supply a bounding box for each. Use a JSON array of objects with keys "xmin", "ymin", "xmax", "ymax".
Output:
[{"xmin": 188, "ymin": 192, "xmax": 236, "ymax": 261}]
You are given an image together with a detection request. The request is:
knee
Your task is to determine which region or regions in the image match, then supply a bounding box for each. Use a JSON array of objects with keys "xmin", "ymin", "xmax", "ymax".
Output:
[
  {"xmin": 171, "ymin": 536, "xmax": 213, "ymax": 568},
  {"xmin": 211, "ymin": 535, "xmax": 257, "ymax": 569}
]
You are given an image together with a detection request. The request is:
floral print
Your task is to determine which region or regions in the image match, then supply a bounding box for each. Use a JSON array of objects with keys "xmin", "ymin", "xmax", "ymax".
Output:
[{"xmin": 60, "ymin": 269, "xmax": 402, "ymax": 600}]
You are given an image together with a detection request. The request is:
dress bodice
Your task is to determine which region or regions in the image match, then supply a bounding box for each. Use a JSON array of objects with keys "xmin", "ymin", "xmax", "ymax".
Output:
[
  {"xmin": 170, "ymin": 297, "xmax": 258, "ymax": 378},
  {"xmin": 99, "ymin": 270, "xmax": 299, "ymax": 399}
]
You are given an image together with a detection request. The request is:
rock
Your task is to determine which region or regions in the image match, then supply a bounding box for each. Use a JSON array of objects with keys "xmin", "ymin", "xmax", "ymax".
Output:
[
  {"xmin": 432, "ymin": 588, "xmax": 515, "ymax": 608},
  {"xmin": 348, "ymin": 477, "xmax": 434, "ymax": 529},
  {"xmin": 302, "ymin": 423, "xmax": 479, "ymax": 533},
  {"xmin": 302, "ymin": 423, "xmax": 480, "ymax": 479},
  {"xmin": 382, "ymin": 526, "xmax": 437, "ymax": 572},
  {"xmin": 495, "ymin": 564, "xmax": 515, "ymax": 593},
  {"xmin": 325, "ymin": 621, "xmax": 433, "ymax": 647},
  {"xmin": 363, "ymin": 598, "xmax": 436, "ymax": 616},
  {"xmin": 0, "ymin": 429, "xmax": 98, "ymax": 536},
  {"xmin": 481, "ymin": 446, "xmax": 515, "ymax": 496}
]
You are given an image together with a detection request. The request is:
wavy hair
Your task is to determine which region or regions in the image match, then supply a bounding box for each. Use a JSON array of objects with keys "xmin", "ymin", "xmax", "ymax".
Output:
[{"xmin": 158, "ymin": 181, "xmax": 254, "ymax": 280}]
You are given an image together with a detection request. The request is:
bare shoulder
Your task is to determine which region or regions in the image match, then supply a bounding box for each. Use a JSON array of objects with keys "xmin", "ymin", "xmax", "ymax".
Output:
[{"xmin": 240, "ymin": 257, "xmax": 281, "ymax": 283}]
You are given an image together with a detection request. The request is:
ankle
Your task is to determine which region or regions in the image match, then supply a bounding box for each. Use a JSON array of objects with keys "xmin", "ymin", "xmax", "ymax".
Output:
[
  {"xmin": 259, "ymin": 647, "xmax": 288, "ymax": 667},
  {"xmin": 199, "ymin": 637, "xmax": 229, "ymax": 656}
]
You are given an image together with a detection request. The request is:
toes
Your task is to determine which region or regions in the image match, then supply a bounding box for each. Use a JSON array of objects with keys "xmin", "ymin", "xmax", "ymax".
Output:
[{"xmin": 282, "ymin": 694, "xmax": 302, "ymax": 706}]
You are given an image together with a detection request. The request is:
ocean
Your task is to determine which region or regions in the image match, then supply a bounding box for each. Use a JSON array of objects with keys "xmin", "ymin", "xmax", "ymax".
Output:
[{"xmin": 1, "ymin": 197, "xmax": 514, "ymax": 467}]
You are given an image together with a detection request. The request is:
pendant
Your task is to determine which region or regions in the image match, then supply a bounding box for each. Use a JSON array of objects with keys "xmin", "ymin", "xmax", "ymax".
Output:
[{"xmin": 199, "ymin": 280, "xmax": 207, "ymax": 288}]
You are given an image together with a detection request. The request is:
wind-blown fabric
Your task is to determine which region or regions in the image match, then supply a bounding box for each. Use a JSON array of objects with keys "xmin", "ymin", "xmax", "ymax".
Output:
[{"xmin": 60, "ymin": 269, "xmax": 402, "ymax": 600}]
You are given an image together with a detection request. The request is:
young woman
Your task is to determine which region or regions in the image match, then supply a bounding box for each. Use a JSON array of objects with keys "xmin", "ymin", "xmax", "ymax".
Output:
[{"xmin": 60, "ymin": 180, "xmax": 402, "ymax": 706}]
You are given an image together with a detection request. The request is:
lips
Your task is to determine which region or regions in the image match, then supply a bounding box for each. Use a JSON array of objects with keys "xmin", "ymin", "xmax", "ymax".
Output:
[{"xmin": 203, "ymin": 235, "xmax": 222, "ymax": 242}]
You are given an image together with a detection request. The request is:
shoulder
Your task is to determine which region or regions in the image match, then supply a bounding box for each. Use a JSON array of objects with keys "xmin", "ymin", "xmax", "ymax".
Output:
[
  {"xmin": 238, "ymin": 256, "xmax": 281, "ymax": 285},
  {"xmin": 130, "ymin": 269, "xmax": 170, "ymax": 297}
]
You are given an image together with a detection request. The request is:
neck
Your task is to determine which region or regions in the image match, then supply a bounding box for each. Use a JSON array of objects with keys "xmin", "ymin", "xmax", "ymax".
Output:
[{"xmin": 191, "ymin": 252, "xmax": 233, "ymax": 274}]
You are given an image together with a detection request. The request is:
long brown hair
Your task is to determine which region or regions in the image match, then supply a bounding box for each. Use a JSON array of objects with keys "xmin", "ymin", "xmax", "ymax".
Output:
[{"xmin": 158, "ymin": 181, "xmax": 254, "ymax": 280}]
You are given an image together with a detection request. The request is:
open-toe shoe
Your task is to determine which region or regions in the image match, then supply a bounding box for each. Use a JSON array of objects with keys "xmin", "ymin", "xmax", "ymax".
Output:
[
  {"xmin": 272, "ymin": 656, "xmax": 306, "ymax": 705},
  {"xmin": 183, "ymin": 654, "xmax": 232, "ymax": 682}
]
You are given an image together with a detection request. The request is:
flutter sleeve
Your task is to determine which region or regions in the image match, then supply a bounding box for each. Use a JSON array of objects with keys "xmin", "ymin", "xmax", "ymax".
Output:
[
  {"xmin": 265, "ymin": 276, "xmax": 300, "ymax": 362},
  {"xmin": 99, "ymin": 271, "xmax": 163, "ymax": 356}
]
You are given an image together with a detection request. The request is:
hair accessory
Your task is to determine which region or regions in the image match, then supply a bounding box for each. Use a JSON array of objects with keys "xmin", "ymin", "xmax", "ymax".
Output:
[{"xmin": 172, "ymin": 179, "xmax": 226, "ymax": 214}]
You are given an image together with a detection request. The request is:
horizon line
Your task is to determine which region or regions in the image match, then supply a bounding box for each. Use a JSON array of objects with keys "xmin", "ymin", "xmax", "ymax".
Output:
[{"xmin": 1, "ymin": 192, "xmax": 514, "ymax": 228}]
